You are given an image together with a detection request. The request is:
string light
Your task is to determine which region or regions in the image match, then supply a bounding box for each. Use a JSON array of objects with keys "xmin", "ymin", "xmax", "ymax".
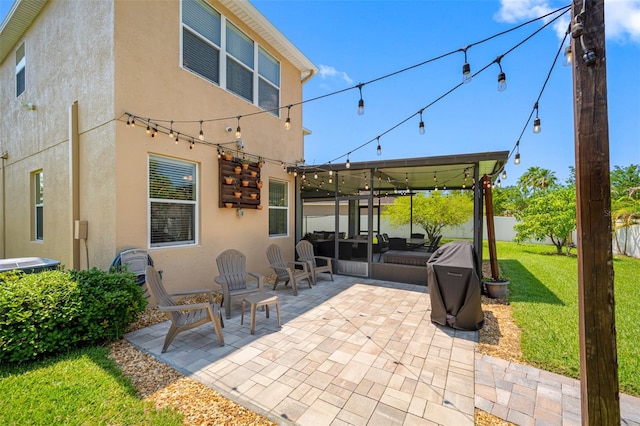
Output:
[
  {"xmin": 175, "ymin": 132, "xmax": 180, "ymax": 144},
  {"xmin": 514, "ymin": 142, "xmax": 521, "ymax": 165},
  {"xmin": 356, "ymin": 83, "xmax": 365, "ymax": 116},
  {"xmin": 461, "ymin": 46, "xmax": 472, "ymax": 84},
  {"xmin": 502, "ymin": 169, "xmax": 507, "ymax": 180},
  {"xmin": 151, "ymin": 126, "xmax": 158, "ymax": 138},
  {"xmin": 146, "ymin": 119, "xmax": 151, "ymax": 134},
  {"xmin": 235, "ymin": 116, "xmax": 242, "ymax": 139},
  {"xmin": 199, "ymin": 120, "xmax": 204, "ymax": 140},
  {"xmin": 346, "ymin": 154, "xmax": 351, "ymax": 168},
  {"xmin": 190, "ymin": 138, "xmax": 194, "ymax": 150},
  {"xmin": 495, "ymin": 55, "xmax": 507, "ymax": 92},
  {"xmin": 284, "ymin": 105, "xmax": 291, "ymax": 130},
  {"xmin": 563, "ymin": 45, "xmax": 573, "ymax": 67},
  {"xmin": 126, "ymin": 114, "xmax": 131, "ymax": 126},
  {"xmin": 418, "ymin": 110, "xmax": 425, "ymax": 135},
  {"xmin": 168, "ymin": 121, "xmax": 174, "ymax": 138},
  {"xmin": 533, "ymin": 102, "xmax": 541, "ymax": 133},
  {"xmin": 496, "ymin": 179, "xmax": 501, "ymax": 188},
  {"xmin": 129, "ymin": 115, "xmax": 135, "ymax": 127},
  {"xmin": 376, "ymin": 137, "xmax": 382, "ymax": 156},
  {"xmin": 314, "ymin": 172, "xmax": 318, "ymax": 179}
]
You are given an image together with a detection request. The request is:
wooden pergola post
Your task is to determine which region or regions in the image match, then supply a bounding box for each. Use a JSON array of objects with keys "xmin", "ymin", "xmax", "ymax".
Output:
[{"xmin": 571, "ymin": 0, "xmax": 620, "ymax": 424}]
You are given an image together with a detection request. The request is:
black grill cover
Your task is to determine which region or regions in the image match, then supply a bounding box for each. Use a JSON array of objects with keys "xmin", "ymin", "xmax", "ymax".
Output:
[{"xmin": 426, "ymin": 241, "xmax": 484, "ymax": 330}]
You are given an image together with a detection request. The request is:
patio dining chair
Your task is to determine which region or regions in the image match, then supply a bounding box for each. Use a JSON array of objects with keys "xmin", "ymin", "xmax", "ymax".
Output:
[
  {"xmin": 215, "ymin": 249, "xmax": 264, "ymax": 318},
  {"xmin": 295, "ymin": 240, "xmax": 334, "ymax": 284},
  {"xmin": 145, "ymin": 265, "xmax": 224, "ymax": 353},
  {"xmin": 266, "ymin": 244, "xmax": 312, "ymax": 296}
]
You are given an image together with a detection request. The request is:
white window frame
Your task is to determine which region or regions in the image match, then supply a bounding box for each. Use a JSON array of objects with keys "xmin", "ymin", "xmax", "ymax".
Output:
[
  {"xmin": 180, "ymin": 0, "xmax": 280, "ymax": 115},
  {"xmin": 33, "ymin": 170, "xmax": 43, "ymax": 242},
  {"xmin": 268, "ymin": 179, "xmax": 289, "ymax": 237},
  {"xmin": 16, "ymin": 42, "xmax": 25, "ymax": 97},
  {"xmin": 148, "ymin": 155, "xmax": 199, "ymax": 248}
]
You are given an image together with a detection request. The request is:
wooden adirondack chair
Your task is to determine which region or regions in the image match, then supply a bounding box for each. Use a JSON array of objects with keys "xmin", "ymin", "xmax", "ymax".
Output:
[
  {"xmin": 214, "ymin": 249, "xmax": 264, "ymax": 319},
  {"xmin": 295, "ymin": 240, "xmax": 334, "ymax": 284},
  {"xmin": 266, "ymin": 244, "xmax": 312, "ymax": 296},
  {"xmin": 145, "ymin": 265, "xmax": 224, "ymax": 353}
]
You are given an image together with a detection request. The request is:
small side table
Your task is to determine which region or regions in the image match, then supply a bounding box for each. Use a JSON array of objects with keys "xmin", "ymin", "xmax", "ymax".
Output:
[{"xmin": 241, "ymin": 293, "xmax": 281, "ymax": 335}]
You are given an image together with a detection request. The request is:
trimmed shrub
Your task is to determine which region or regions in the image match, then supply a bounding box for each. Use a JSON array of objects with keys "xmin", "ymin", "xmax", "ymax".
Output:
[{"xmin": 0, "ymin": 268, "xmax": 147, "ymax": 363}]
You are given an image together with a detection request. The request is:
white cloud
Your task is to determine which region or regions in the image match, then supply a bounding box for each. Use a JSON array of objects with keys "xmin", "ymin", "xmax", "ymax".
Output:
[
  {"xmin": 495, "ymin": 0, "xmax": 640, "ymax": 45},
  {"xmin": 318, "ymin": 64, "xmax": 353, "ymax": 85}
]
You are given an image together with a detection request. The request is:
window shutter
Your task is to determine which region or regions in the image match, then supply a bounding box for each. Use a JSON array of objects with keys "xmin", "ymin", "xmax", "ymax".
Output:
[{"xmin": 183, "ymin": 29, "xmax": 219, "ymax": 84}]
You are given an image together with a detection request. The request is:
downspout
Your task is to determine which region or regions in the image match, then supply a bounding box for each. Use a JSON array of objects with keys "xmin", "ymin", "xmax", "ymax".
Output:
[
  {"xmin": 69, "ymin": 101, "xmax": 80, "ymax": 269},
  {"xmin": 1, "ymin": 152, "xmax": 7, "ymax": 258}
]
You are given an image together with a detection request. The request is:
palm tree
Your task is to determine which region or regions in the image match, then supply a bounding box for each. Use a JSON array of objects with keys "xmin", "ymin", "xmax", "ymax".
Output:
[{"xmin": 517, "ymin": 167, "xmax": 558, "ymax": 194}]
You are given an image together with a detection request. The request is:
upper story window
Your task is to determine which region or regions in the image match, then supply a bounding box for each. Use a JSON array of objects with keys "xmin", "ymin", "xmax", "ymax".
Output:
[
  {"xmin": 33, "ymin": 170, "xmax": 43, "ymax": 241},
  {"xmin": 149, "ymin": 155, "xmax": 197, "ymax": 247},
  {"xmin": 181, "ymin": 0, "xmax": 280, "ymax": 115},
  {"xmin": 16, "ymin": 43, "xmax": 25, "ymax": 97}
]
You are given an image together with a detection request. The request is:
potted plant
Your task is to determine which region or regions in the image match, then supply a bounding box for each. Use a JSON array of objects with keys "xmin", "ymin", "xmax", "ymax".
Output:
[
  {"xmin": 256, "ymin": 180, "xmax": 263, "ymax": 189},
  {"xmin": 241, "ymin": 159, "xmax": 250, "ymax": 170},
  {"xmin": 224, "ymin": 176, "xmax": 235, "ymax": 185},
  {"xmin": 223, "ymin": 152, "xmax": 233, "ymax": 161},
  {"xmin": 224, "ymin": 202, "xmax": 233, "ymax": 208},
  {"xmin": 256, "ymin": 204, "xmax": 263, "ymax": 210},
  {"xmin": 257, "ymin": 157, "xmax": 264, "ymax": 168},
  {"xmin": 250, "ymin": 170, "xmax": 258, "ymax": 177},
  {"xmin": 483, "ymin": 275, "xmax": 510, "ymax": 299},
  {"xmin": 250, "ymin": 193, "xmax": 257, "ymax": 199},
  {"xmin": 234, "ymin": 165, "xmax": 242, "ymax": 174},
  {"xmin": 241, "ymin": 179, "xmax": 250, "ymax": 187}
]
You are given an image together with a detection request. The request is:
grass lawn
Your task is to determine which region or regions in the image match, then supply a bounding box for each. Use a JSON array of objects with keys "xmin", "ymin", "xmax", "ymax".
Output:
[
  {"xmin": 491, "ymin": 241, "xmax": 640, "ymax": 396},
  {"xmin": 0, "ymin": 346, "xmax": 182, "ymax": 425}
]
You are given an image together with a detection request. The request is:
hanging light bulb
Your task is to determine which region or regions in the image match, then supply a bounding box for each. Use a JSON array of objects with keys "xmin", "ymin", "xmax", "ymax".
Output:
[
  {"xmin": 329, "ymin": 176, "xmax": 332, "ymax": 184},
  {"xmin": 418, "ymin": 110, "xmax": 425, "ymax": 135},
  {"xmin": 376, "ymin": 137, "xmax": 382, "ymax": 156},
  {"xmin": 168, "ymin": 121, "xmax": 174, "ymax": 138},
  {"xmin": 235, "ymin": 116, "xmax": 242, "ymax": 139},
  {"xmin": 284, "ymin": 105, "xmax": 291, "ymax": 130},
  {"xmin": 515, "ymin": 152, "xmax": 521, "ymax": 165},
  {"xmin": 130, "ymin": 116, "xmax": 135, "ymax": 127},
  {"xmin": 496, "ymin": 179, "xmax": 501, "ymax": 188},
  {"xmin": 533, "ymin": 118, "xmax": 541, "ymax": 134},
  {"xmin": 293, "ymin": 169, "xmax": 297, "ymax": 177},
  {"xmin": 175, "ymin": 132, "xmax": 180, "ymax": 145},
  {"xmin": 302, "ymin": 172, "xmax": 306, "ymax": 180},
  {"xmin": 346, "ymin": 155, "xmax": 351, "ymax": 168},
  {"xmin": 190, "ymin": 138, "xmax": 194, "ymax": 149},
  {"xmin": 146, "ymin": 119, "xmax": 151, "ymax": 134},
  {"xmin": 365, "ymin": 182, "xmax": 369, "ymax": 191},
  {"xmin": 563, "ymin": 45, "xmax": 573, "ymax": 67},
  {"xmin": 126, "ymin": 114, "xmax": 131, "ymax": 126},
  {"xmin": 328, "ymin": 169, "xmax": 333, "ymax": 177},
  {"xmin": 152, "ymin": 127, "xmax": 158, "ymax": 137},
  {"xmin": 356, "ymin": 84, "xmax": 365, "ymax": 116},
  {"xmin": 314, "ymin": 172, "xmax": 318, "ymax": 180},
  {"xmin": 496, "ymin": 56, "xmax": 507, "ymax": 92},
  {"xmin": 461, "ymin": 46, "xmax": 472, "ymax": 84},
  {"xmin": 199, "ymin": 120, "xmax": 204, "ymax": 140},
  {"xmin": 502, "ymin": 169, "xmax": 507, "ymax": 180}
]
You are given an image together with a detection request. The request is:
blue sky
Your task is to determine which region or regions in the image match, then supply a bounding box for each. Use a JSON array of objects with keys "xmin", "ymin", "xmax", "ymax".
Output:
[{"xmin": 2, "ymin": 0, "xmax": 638, "ymax": 185}]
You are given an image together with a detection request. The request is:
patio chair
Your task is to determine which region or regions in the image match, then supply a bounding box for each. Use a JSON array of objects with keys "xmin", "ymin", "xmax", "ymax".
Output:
[
  {"xmin": 295, "ymin": 240, "xmax": 334, "ymax": 284},
  {"xmin": 215, "ymin": 249, "xmax": 264, "ymax": 318},
  {"xmin": 145, "ymin": 265, "xmax": 224, "ymax": 353},
  {"xmin": 266, "ymin": 244, "xmax": 312, "ymax": 296}
]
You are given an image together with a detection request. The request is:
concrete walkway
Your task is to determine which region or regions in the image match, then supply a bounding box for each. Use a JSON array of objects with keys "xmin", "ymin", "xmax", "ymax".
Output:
[{"xmin": 126, "ymin": 275, "xmax": 640, "ymax": 425}]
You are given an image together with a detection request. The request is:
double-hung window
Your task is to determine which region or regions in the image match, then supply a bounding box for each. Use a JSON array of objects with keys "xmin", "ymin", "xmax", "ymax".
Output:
[
  {"xmin": 268, "ymin": 179, "xmax": 288, "ymax": 237},
  {"xmin": 149, "ymin": 155, "xmax": 197, "ymax": 247},
  {"xmin": 182, "ymin": 0, "xmax": 221, "ymax": 85},
  {"xmin": 181, "ymin": 1, "xmax": 280, "ymax": 114},
  {"xmin": 16, "ymin": 43, "xmax": 25, "ymax": 97},
  {"xmin": 33, "ymin": 170, "xmax": 43, "ymax": 241}
]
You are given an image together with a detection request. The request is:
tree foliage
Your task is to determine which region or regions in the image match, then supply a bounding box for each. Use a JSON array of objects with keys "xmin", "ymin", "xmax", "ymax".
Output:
[
  {"xmin": 610, "ymin": 164, "xmax": 640, "ymax": 256},
  {"xmin": 513, "ymin": 187, "xmax": 576, "ymax": 254},
  {"xmin": 517, "ymin": 166, "xmax": 558, "ymax": 195},
  {"xmin": 382, "ymin": 191, "xmax": 473, "ymax": 242}
]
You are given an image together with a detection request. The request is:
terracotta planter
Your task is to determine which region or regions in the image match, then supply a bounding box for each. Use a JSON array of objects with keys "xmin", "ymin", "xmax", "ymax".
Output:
[
  {"xmin": 224, "ymin": 177, "xmax": 234, "ymax": 185},
  {"xmin": 485, "ymin": 280, "xmax": 509, "ymax": 299},
  {"xmin": 256, "ymin": 182, "xmax": 263, "ymax": 189},
  {"xmin": 242, "ymin": 163, "xmax": 249, "ymax": 170},
  {"xmin": 234, "ymin": 192, "xmax": 242, "ymax": 198},
  {"xmin": 225, "ymin": 203, "xmax": 233, "ymax": 208},
  {"xmin": 250, "ymin": 171, "xmax": 257, "ymax": 177},
  {"xmin": 256, "ymin": 205, "xmax": 263, "ymax": 210},
  {"xmin": 250, "ymin": 193, "xmax": 257, "ymax": 199},
  {"xmin": 224, "ymin": 153, "xmax": 232, "ymax": 161},
  {"xmin": 234, "ymin": 166, "xmax": 241, "ymax": 174},
  {"xmin": 242, "ymin": 180, "xmax": 249, "ymax": 187}
]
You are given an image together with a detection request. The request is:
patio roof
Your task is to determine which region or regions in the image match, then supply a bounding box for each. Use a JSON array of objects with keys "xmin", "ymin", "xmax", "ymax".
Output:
[{"xmin": 295, "ymin": 151, "xmax": 509, "ymax": 199}]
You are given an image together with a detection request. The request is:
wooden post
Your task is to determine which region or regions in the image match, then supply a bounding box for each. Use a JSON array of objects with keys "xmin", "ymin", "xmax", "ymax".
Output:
[
  {"xmin": 571, "ymin": 0, "xmax": 620, "ymax": 424},
  {"xmin": 483, "ymin": 175, "xmax": 499, "ymax": 281}
]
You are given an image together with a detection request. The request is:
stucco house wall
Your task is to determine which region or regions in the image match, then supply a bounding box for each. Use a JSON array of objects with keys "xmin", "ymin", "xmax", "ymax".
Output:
[{"xmin": 0, "ymin": 0, "xmax": 316, "ymax": 294}]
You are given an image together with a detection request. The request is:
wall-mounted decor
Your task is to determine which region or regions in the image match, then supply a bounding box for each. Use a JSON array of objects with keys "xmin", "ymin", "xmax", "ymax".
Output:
[{"xmin": 219, "ymin": 157, "xmax": 261, "ymax": 209}]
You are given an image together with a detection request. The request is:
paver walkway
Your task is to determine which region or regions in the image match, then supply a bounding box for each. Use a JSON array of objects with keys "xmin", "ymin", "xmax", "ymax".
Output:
[{"xmin": 126, "ymin": 274, "xmax": 640, "ymax": 425}]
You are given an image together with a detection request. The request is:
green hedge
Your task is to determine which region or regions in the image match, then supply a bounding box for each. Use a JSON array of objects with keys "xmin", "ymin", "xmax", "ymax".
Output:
[{"xmin": 0, "ymin": 268, "xmax": 147, "ymax": 363}]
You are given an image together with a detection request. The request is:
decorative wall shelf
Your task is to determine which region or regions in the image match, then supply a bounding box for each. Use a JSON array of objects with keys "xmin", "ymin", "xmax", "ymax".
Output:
[{"xmin": 219, "ymin": 157, "xmax": 262, "ymax": 209}]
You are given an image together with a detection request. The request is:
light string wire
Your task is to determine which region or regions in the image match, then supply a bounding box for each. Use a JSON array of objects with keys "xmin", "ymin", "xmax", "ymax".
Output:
[
  {"xmin": 123, "ymin": 4, "xmax": 570, "ymax": 170},
  {"xmin": 495, "ymin": 23, "xmax": 571, "ymax": 181},
  {"xmin": 318, "ymin": 5, "xmax": 570, "ymax": 170}
]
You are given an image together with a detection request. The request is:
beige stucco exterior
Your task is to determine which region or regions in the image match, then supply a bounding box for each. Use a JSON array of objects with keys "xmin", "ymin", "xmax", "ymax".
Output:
[{"xmin": 0, "ymin": 0, "xmax": 316, "ymax": 294}]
